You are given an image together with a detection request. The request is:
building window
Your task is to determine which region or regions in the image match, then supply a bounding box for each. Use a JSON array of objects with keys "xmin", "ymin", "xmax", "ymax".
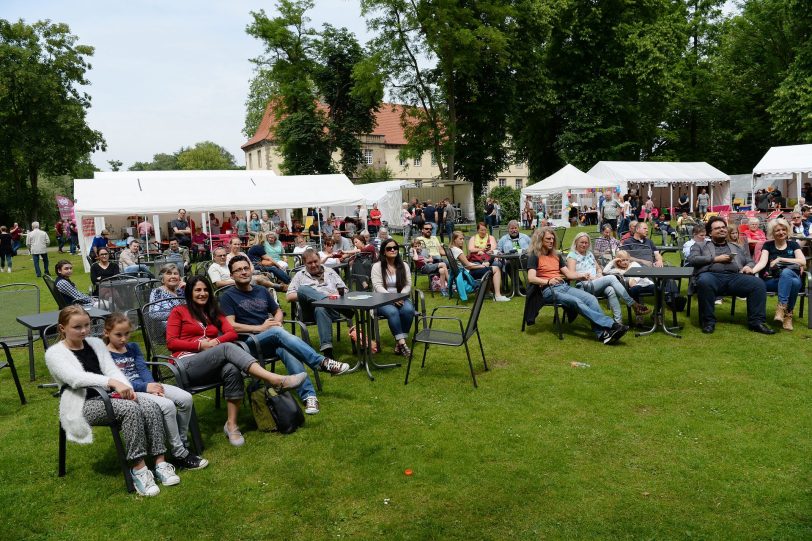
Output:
[
  {"xmin": 415, "ymin": 180, "xmax": 422, "ymax": 188},
  {"xmin": 498, "ymin": 178, "xmax": 506, "ymax": 187},
  {"xmin": 257, "ymin": 149, "xmax": 262, "ymax": 168},
  {"xmin": 399, "ymin": 156, "xmax": 407, "ymax": 166},
  {"xmin": 515, "ymin": 178, "xmax": 523, "ymax": 189},
  {"xmin": 430, "ymin": 152, "xmax": 437, "ymax": 166},
  {"xmin": 248, "ymin": 153, "xmax": 253, "ymax": 169},
  {"xmin": 414, "ymin": 155, "xmax": 422, "ymax": 167},
  {"xmin": 363, "ymin": 149, "xmax": 373, "ymax": 165}
]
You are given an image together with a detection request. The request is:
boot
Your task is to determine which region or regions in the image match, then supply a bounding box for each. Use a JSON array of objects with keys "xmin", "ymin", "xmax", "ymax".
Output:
[
  {"xmin": 783, "ymin": 310, "xmax": 793, "ymax": 331},
  {"xmin": 774, "ymin": 303, "xmax": 786, "ymax": 322}
]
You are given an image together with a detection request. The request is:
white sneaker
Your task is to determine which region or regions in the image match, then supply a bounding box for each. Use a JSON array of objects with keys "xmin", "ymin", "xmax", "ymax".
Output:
[
  {"xmin": 154, "ymin": 462, "xmax": 180, "ymax": 486},
  {"xmin": 131, "ymin": 466, "xmax": 160, "ymax": 496},
  {"xmin": 494, "ymin": 295, "xmax": 511, "ymax": 302},
  {"xmin": 714, "ymin": 299, "xmax": 723, "ymax": 305},
  {"xmin": 304, "ymin": 395, "xmax": 320, "ymax": 415},
  {"xmin": 5, "ymin": 268, "xmax": 9, "ymax": 273}
]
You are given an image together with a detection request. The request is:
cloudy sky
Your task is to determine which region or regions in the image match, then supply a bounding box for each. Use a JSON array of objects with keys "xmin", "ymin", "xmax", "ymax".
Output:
[{"xmin": 4, "ymin": 0, "xmax": 371, "ymax": 170}]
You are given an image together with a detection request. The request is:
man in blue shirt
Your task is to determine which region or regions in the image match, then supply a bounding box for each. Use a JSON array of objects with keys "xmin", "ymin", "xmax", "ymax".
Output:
[
  {"xmin": 220, "ymin": 255, "xmax": 349, "ymax": 415},
  {"xmin": 88, "ymin": 229, "xmax": 110, "ymax": 261}
]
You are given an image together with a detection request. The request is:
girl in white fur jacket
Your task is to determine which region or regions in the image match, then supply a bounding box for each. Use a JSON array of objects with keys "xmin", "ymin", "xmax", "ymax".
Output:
[{"xmin": 45, "ymin": 306, "xmax": 179, "ymax": 496}]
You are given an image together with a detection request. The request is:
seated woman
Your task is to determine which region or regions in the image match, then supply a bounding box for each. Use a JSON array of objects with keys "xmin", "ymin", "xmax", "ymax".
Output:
[
  {"xmin": 603, "ymin": 250, "xmax": 655, "ymax": 302},
  {"xmin": 371, "ymin": 238, "xmax": 415, "ymax": 356},
  {"xmin": 467, "ymin": 222, "xmax": 498, "ymax": 265},
  {"xmin": 727, "ymin": 224, "xmax": 745, "ymax": 249},
  {"xmin": 751, "ymin": 218, "xmax": 805, "ymax": 330},
  {"xmin": 319, "ymin": 238, "xmax": 342, "ymax": 266},
  {"xmin": 566, "ymin": 233, "xmax": 649, "ymax": 324},
  {"xmin": 263, "ymin": 231, "xmax": 288, "ymax": 270},
  {"xmin": 593, "ymin": 223, "xmax": 621, "ymax": 262},
  {"xmin": 742, "ymin": 217, "xmax": 767, "ymax": 249},
  {"xmin": 166, "ymin": 276, "xmax": 306, "ymax": 446},
  {"xmin": 352, "ymin": 234, "xmax": 377, "ymax": 261},
  {"xmin": 248, "ymin": 211, "xmax": 262, "ymax": 236},
  {"xmin": 54, "ymin": 260, "xmax": 97, "ymax": 307},
  {"xmin": 410, "ymin": 237, "xmax": 449, "ymax": 296},
  {"xmin": 45, "ymin": 306, "xmax": 177, "ymax": 496},
  {"xmin": 449, "ymin": 231, "xmax": 510, "ymax": 302},
  {"xmin": 246, "ymin": 232, "xmax": 291, "ymax": 285},
  {"xmin": 292, "ymin": 235, "xmax": 310, "ymax": 255},
  {"xmin": 89, "ymin": 247, "xmax": 120, "ymax": 294},
  {"xmin": 525, "ymin": 227, "xmax": 628, "ymax": 344},
  {"xmin": 278, "ymin": 221, "xmax": 294, "ymax": 244},
  {"xmin": 149, "ymin": 263, "xmax": 185, "ymax": 320}
]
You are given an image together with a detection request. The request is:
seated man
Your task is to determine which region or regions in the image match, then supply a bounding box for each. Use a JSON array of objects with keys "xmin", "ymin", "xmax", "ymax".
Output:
[
  {"xmin": 307, "ymin": 221, "xmax": 321, "ymax": 243},
  {"xmin": 163, "ymin": 239, "xmax": 191, "ymax": 272},
  {"xmin": 682, "ymin": 223, "xmax": 708, "ymax": 260},
  {"xmin": 372, "ymin": 227, "xmax": 390, "ymax": 251},
  {"xmin": 686, "ymin": 216, "xmax": 775, "ymax": 335},
  {"xmin": 414, "ymin": 223, "xmax": 450, "ymax": 296},
  {"xmin": 220, "ymin": 255, "xmax": 349, "ymax": 415},
  {"xmin": 207, "ymin": 247, "xmax": 236, "ymax": 289},
  {"xmin": 525, "ymin": 228, "xmax": 628, "ymax": 344},
  {"xmin": 652, "ymin": 216, "xmax": 678, "ymax": 245},
  {"xmin": 330, "ymin": 230, "xmax": 356, "ymax": 259},
  {"xmin": 223, "ymin": 237, "xmax": 276, "ymax": 290},
  {"xmin": 286, "ymin": 249, "xmax": 352, "ymax": 359},
  {"xmin": 497, "ymin": 220, "xmax": 531, "ymax": 253},
  {"xmin": 621, "ymin": 222, "xmax": 663, "ymax": 267},
  {"xmin": 88, "ymin": 229, "xmax": 110, "ymax": 262},
  {"xmin": 118, "ymin": 239, "xmax": 152, "ymax": 274}
]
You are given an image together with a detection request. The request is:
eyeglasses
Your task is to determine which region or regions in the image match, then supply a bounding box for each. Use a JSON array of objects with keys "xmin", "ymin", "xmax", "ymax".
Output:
[
  {"xmin": 231, "ymin": 266, "xmax": 251, "ymax": 274},
  {"xmin": 385, "ymin": 246, "xmax": 398, "ymax": 252},
  {"xmin": 215, "ymin": 253, "xmax": 226, "ymax": 258}
]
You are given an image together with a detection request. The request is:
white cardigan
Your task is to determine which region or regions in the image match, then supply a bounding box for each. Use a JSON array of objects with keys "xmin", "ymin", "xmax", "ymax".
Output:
[{"xmin": 44, "ymin": 337, "xmax": 132, "ymax": 444}]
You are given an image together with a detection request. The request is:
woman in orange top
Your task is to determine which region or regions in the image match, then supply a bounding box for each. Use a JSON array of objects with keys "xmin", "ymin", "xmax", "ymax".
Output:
[{"xmin": 524, "ymin": 228, "xmax": 628, "ymax": 344}]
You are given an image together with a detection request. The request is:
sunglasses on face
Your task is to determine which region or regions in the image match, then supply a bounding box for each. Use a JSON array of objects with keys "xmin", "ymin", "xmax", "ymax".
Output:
[{"xmin": 385, "ymin": 246, "xmax": 398, "ymax": 252}]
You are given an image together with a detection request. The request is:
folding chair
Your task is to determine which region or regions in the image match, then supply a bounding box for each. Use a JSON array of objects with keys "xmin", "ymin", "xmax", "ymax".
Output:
[{"xmin": 0, "ymin": 342, "xmax": 26, "ymax": 405}]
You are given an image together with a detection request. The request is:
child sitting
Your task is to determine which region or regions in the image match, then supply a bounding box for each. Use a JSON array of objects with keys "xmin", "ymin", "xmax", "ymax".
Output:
[{"xmin": 104, "ymin": 313, "xmax": 208, "ymax": 471}]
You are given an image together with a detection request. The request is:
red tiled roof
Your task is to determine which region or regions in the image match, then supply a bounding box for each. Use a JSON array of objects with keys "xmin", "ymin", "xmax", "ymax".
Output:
[{"xmin": 242, "ymin": 101, "xmax": 412, "ymax": 150}]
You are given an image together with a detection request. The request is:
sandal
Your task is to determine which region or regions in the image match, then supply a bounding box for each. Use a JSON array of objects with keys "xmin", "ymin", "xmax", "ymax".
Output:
[{"xmin": 223, "ymin": 423, "xmax": 245, "ymax": 447}]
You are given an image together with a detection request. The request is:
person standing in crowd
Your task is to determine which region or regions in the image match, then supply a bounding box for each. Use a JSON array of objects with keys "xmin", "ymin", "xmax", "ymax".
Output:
[
  {"xmin": 68, "ymin": 220, "xmax": 79, "ymax": 255},
  {"xmin": 55, "ymin": 219, "xmax": 66, "ymax": 253},
  {"xmin": 443, "ymin": 198, "xmax": 457, "ymax": 242},
  {"xmin": 0, "ymin": 225, "xmax": 13, "ymax": 273},
  {"xmin": 170, "ymin": 209, "xmax": 192, "ymax": 248},
  {"xmin": 367, "ymin": 203, "xmax": 382, "ymax": 237},
  {"xmin": 600, "ymin": 191, "xmax": 622, "ymax": 231},
  {"xmin": 697, "ymin": 188, "xmax": 710, "ymax": 217},
  {"xmin": 401, "ymin": 202, "xmax": 413, "ymax": 244},
  {"xmin": 484, "ymin": 197, "xmax": 495, "ymax": 234},
  {"xmin": 436, "ymin": 200, "xmax": 446, "ymax": 243},
  {"xmin": 10, "ymin": 222, "xmax": 23, "ymax": 255},
  {"xmin": 26, "ymin": 221, "xmax": 50, "ymax": 278},
  {"xmin": 423, "ymin": 200, "xmax": 437, "ymax": 236}
]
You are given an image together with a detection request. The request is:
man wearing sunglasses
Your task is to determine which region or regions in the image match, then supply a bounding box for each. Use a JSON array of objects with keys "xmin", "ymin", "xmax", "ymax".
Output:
[{"xmin": 415, "ymin": 224, "xmax": 449, "ymax": 296}]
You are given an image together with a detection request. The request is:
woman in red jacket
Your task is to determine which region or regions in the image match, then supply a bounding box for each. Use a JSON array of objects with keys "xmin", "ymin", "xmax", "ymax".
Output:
[
  {"xmin": 367, "ymin": 203, "xmax": 382, "ymax": 236},
  {"xmin": 166, "ymin": 276, "xmax": 305, "ymax": 446}
]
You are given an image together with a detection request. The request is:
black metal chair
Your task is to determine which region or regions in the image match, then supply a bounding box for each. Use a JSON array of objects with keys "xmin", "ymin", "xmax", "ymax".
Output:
[
  {"xmin": 134, "ymin": 279, "xmax": 162, "ymax": 307},
  {"xmin": 43, "ymin": 275, "xmax": 69, "ymax": 309},
  {"xmin": 97, "ymin": 274, "xmax": 147, "ymax": 330},
  {"xmin": 521, "ymin": 282, "xmax": 573, "ymax": 340},
  {"xmin": 0, "ymin": 341, "xmax": 26, "ymax": 405},
  {"xmin": 0, "ymin": 283, "xmax": 41, "ymax": 374},
  {"xmin": 405, "ymin": 271, "xmax": 491, "ymax": 388}
]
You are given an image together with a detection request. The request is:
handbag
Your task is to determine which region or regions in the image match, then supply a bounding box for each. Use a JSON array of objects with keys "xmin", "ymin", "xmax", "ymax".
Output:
[
  {"xmin": 767, "ymin": 261, "xmax": 801, "ymax": 279},
  {"xmin": 247, "ymin": 379, "xmax": 304, "ymax": 434},
  {"xmin": 468, "ymin": 251, "xmax": 491, "ymax": 264}
]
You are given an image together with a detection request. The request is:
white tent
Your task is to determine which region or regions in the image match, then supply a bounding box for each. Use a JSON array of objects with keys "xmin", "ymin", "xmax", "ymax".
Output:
[
  {"xmin": 587, "ymin": 161, "xmax": 731, "ymax": 214},
  {"xmin": 521, "ymin": 164, "xmax": 619, "ymax": 226},
  {"xmin": 331, "ymin": 180, "xmax": 409, "ymax": 227},
  {"xmin": 73, "ymin": 170, "xmax": 364, "ymax": 271},
  {"xmin": 752, "ymin": 144, "xmax": 812, "ymax": 203}
]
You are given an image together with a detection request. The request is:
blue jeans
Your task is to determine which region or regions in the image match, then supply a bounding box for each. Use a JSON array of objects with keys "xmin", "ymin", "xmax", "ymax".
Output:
[
  {"xmin": 428, "ymin": 222, "xmax": 437, "ymax": 236},
  {"xmin": 376, "ymin": 299, "xmax": 415, "ymax": 341},
  {"xmin": 57, "ymin": 235, "xmax": 65, "ymax": 251},
  {"xmin": 255, "ymin": 326, "xmax": 323, "ymax": 400},
  {"xmin": 257, "ymin": 264, "xmax": 291, "ymax": 284},
  {"xmin": 124, "ymin": 264, "xmax": 152, "ymax": 274},
  {"xmin": 445, "ymin": 221, "xmax": 454, "ymax": 243},
  {"xmin": 764, "ymin": 268, "xmax": 802, "ymax": 311},
  {"xmin": 295, "ymin": 285, "xmax": 345, "ymax": 351},
  {"xmin": 578, "ymin": 275, "xmax": 635, "ymax": 323},
  {"xmin": 542, "ymin": 283, "xmax": 614, "ymax": 336},
  {"xmin": 32, "ymin": 253, "xmax": 50, "ymax": 277},
  {"xmin": 69, "ymin": 235, "xmax": 78, "ymax": 254}
]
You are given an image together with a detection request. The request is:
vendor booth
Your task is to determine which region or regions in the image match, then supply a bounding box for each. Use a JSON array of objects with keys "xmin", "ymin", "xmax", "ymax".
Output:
[
  {"xmin": 587, "ymin": 161, "xmax": 731, "ymax": 215},
  {"xmin": 752, "ymin": 144, "xmax": 812, "ymax": 206},
  {"xmin": 402, "ymin": 180, "xmax": 476, "ymax": 223},
  {"xmin": 521, "ymin": 164, "xmax": 619, "ymax": 227},
  {"xmin": 73, "ymin": 170, "xmax": 364, "ymax": 271}
]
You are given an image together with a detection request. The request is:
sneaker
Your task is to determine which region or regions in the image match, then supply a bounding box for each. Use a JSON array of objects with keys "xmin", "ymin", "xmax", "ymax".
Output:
[
  {"xmin": 176, "ymin": 453, "xmax": 209, "ymax": 470},
  {"xmin": 494, "ymin": 295, "xmax": 511, "ymax": 302},
  {"xmin": 304, "ymin": 396, "xmax": 320, "ymax": 415},
  {"xmin": 131, "ymin": 466, "xmax": 160, "ymax": 496},
  {"xmin": 321, "ymin": 357, "xmax": 350, "ymax": 376},
  {"xmin": 440, "ymin": 288, "xmax": 449, "ymax": 297},
  {"xmin": 603, "ymin": 322, "xmax": 629, "ymax": 344},
  {"xmin": 154, "ymin": 462, "xmax": 180, "ymax": 486},
  {"xmin": 714, "ymin": 298, "xmax": 723, "ymax": 305}
]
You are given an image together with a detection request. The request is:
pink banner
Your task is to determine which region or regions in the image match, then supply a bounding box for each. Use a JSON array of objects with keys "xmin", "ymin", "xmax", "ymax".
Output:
[{"xmin": 55, "ymin": 195, "xmax": 75, "ymax": 220}]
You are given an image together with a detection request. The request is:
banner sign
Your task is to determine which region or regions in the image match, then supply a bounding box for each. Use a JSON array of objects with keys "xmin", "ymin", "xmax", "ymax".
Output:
[
  {"xmin": 55, "ymin": 195, "xmax": 75, "ymax": 220},
  {"xmin": 82, "ymin": 217, "xmax": 95, "ymax": 237}
]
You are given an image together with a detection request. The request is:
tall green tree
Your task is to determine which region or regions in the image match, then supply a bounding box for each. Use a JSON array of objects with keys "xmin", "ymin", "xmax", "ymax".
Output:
[
  {"xmin": 0, "ymin": 19, "xmax": 105, "ymax": 221},
  {"xmin": 246, "ymin": 0, "xmax": 381, "ymax": 176},
  {"xmin": 129, "ymin": 152, "xmax": 181, "ymax": 171},
  {"xmin": 176, "ymin": 141, "xmax": 238, "ymax": 170},
  {"xmin": 362, "ymin": 0, "xmax": 519, "ymax": 196}
]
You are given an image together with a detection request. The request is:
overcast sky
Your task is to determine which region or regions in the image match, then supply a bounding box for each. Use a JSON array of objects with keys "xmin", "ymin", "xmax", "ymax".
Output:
[{"xmin": 3, "ymin": 0, "xmax": 371, "ymax": 170}]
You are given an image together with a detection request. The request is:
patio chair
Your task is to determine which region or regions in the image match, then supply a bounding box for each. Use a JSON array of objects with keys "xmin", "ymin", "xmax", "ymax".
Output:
[
  {"xmin": 43, "ymin": 275, "xmax": 69, "ymax": 309},
  {"xmin": 0, "ymin": 342, "xmax": 26, "ymax": 405},
  {"xmin": 404, "ymin": 270, "xmax": 491, "ymax": 388},
  {"xmin": 0, "ymin": 283, "xmax": 41, "ymax": 375},
  {"xmin": 134, "ymin": 279, "xmax": 162, "ymax": 307}
]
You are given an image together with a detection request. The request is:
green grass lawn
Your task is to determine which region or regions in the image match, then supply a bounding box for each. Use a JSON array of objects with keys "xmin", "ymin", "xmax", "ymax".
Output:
[{"xmin": 1, "ymin": 229, "xmax": 811, "ymax": 540}]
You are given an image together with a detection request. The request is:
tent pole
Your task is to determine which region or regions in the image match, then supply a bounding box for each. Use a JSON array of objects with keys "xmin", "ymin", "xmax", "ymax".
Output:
[
  {"xmin": 690, "ymin": 189, "xmax": 694, "ymax": 216},
  {"xmin": 709, "ymin": 184, "xmax": 713, "ymax": 211},
  {"xmin": 669, "ymin": 185, "xmax": 673, "ymax": 219}
]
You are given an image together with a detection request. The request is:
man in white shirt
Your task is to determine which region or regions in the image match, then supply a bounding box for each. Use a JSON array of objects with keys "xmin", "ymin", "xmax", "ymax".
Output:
[{"xmin": 26, "ymin": 221, "xmax": 50, "ymax": 277}]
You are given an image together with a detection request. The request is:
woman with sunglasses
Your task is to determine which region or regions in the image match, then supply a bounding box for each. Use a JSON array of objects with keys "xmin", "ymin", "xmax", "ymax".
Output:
[
  {"xmin": 371, "ymin": 239, "xmax": 415, "ymax": 356},
  {"xmin": 89, "ymin": 247, "xmax": 120, "ymax": 294}
]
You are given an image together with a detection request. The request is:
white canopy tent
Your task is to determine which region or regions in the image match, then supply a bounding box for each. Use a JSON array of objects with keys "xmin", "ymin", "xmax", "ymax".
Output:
[
  {"xmin": 73, "ymin": 170, "xmax": 364, "ymax": 271},
  {"xmin": 752, "ymin": 144, "xmax": 812, "ymax": 204},
  {"xmin": 520, "ymin": 164, "xmax": 619, "ymax": 226},
  {"xmin": 331, "ymin": 180, "xmax": 410, "ymax": 227},
  {"xmin": 402, "ymin": 180, "xmax": 476, "ymax": 223},
  {"xmin": 587, "ymin": 161, "xmax": 731, "ymax": 215}
]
